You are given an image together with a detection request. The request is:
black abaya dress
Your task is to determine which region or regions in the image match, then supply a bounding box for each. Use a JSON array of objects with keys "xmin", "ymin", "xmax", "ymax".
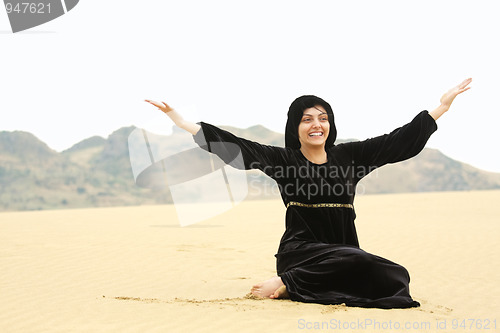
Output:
[{"xmin": 192, "ymin": 110, "xmax": 437, "ymax": 308}]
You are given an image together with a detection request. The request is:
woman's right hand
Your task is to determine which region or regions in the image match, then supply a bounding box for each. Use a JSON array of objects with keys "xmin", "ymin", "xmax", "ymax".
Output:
[
  {"xmin": 145, "ymin": 99, "xmax": 201, "ymax": 135},
  {"xmin": 145, "ymin": 99, "xmax": 174, "ymax": 114}
]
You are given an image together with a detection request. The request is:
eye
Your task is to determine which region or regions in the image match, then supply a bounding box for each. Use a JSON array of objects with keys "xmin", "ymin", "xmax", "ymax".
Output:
[
  {"xmin": 302, "ymin": 118, "xmax": 311, "ymax": 122},
  {"xmin": 320, "ymin": 116, "xmax": 328, "ymax": 121}
]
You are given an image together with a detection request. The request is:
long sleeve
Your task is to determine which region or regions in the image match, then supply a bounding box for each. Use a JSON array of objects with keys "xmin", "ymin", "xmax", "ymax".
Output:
[
  {"xmin": 192, "ymin": 122, "xmax": 289, "ymax": 177},
  {"xmin": 338, "ymin": 111, "xmax": 438, "ymax": 181}
]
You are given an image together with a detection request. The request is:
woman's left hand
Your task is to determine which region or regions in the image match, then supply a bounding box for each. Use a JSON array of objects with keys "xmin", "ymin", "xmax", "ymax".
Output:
[{"xmin": 440, "ymin": 78, "xmax": 472, "ymax": 108}]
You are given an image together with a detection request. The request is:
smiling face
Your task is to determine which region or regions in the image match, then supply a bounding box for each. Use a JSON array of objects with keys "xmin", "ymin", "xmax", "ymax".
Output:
[{"xmin": 298, "ymin": 105, "xmax": 330, "ymax": 148}]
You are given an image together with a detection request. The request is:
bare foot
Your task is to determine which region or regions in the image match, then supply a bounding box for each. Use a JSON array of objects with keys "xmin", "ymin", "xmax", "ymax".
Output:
[
  {"xmin": 250, "ymin": 276, "xmax": 285, "ymax": 298},
  {"xmin": 270, "ymin": 285, "xmax": 289, "ymax": 299}
]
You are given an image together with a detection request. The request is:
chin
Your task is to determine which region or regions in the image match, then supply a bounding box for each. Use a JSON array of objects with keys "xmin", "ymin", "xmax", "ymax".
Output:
[
  {"xmin": 310, "ymin": 137, "xmax": 327, "ymax": 144},
  {"xmin": 302, "ymin": 141, "xmax": 326, "ymax": 148}
]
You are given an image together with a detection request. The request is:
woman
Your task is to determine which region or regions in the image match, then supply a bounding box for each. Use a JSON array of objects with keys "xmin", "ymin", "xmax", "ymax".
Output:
[{"xmin": 145, "ymin": 78, "xmax": 471, "ymax": 308}]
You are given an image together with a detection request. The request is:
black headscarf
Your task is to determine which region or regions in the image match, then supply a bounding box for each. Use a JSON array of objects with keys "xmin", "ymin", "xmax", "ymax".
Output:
[{"xmin": 285, "ymin": 95, "xmax": 337, "ymax": 149}]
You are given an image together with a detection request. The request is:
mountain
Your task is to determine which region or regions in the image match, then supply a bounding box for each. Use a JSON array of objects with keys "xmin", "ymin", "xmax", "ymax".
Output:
[
  {"xmin": 1, "ymin": 126, "xmax": 499, "ymax": 211},
  {"xmin": 359, "ymin": 148, "xmax": 500, "ymax": 193},
  {"xmin": 0, "ymin": 128, "xmax": 167, "ymax": 211}
]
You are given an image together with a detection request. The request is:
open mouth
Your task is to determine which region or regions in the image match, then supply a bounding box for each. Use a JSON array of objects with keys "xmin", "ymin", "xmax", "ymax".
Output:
[{"xmin": 309, "ymin": 132, "xmax": 323, "ymax": 137}]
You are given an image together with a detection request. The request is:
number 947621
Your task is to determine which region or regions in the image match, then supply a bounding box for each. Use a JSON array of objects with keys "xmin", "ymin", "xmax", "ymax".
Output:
[{"xmin": 5, "ymin": 2, "xmax": 51, "ymax": 14}]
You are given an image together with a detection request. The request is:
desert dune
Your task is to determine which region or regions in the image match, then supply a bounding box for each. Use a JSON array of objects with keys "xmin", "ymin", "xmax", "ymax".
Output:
[{"xmin": 1, "ymin": 190, "xmax": 499, "ymax": 332}]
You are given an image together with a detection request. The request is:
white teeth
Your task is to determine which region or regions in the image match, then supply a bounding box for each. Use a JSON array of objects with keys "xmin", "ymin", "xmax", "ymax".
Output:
[{"xmin": 309, "ymin": 133, "xmax": 323, "ymax": 136}]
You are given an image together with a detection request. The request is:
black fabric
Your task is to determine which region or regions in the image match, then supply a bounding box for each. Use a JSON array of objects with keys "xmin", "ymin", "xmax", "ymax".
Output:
[{"xmin": 192, "ymin": 110, "xmax": 437, "ymax": 308}]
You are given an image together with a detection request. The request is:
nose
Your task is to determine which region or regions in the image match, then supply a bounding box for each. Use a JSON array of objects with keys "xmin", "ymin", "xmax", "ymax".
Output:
[{"xmin": 312, "ymin": 119, "xmax": 321, "ymax": 128}]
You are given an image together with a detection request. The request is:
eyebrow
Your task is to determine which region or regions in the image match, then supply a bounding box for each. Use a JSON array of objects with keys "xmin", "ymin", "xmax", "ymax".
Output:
[{"xmin": 302, "ymin": 112, "xmax": 328, "ymax": 117}]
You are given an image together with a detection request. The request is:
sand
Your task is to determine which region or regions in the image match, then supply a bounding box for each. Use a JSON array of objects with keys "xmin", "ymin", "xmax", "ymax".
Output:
[{"xmin": 1, "ymin": 190, "xmax": 499, "ymax": 332}]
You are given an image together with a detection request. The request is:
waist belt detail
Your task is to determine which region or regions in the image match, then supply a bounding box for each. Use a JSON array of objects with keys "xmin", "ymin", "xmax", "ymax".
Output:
[{"xmin": 286, "ymin": 201, "xmax": 354, "ymax": 209}]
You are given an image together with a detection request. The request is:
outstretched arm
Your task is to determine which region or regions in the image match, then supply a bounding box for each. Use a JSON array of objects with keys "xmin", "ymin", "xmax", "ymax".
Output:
[
  {"xmin": 429, "ymin": 78, "xmax": 472, "ymax": 121},
  {"xmin": 145, "ymin": 99, "xmax": 289, "ymax": 175},
  {"xmin": 144, "ymin": 100, "xmax": 201, "ymax": 135}
]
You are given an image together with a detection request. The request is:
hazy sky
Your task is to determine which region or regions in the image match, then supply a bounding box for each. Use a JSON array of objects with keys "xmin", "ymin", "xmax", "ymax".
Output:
[{"xmin": 1, "ymin": 1, "xmax": 499, "ymax": 172}]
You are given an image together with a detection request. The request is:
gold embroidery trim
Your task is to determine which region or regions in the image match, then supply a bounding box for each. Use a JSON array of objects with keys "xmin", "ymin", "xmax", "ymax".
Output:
[{"xmin": 286, "ymin": 201, "xmax": 353, "ymax": 209}]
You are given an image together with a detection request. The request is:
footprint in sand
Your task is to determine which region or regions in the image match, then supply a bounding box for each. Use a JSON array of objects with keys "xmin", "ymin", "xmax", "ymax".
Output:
[{"xmin": 417, "ymin": 299, "xmax": 453, "ymax": 315}]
